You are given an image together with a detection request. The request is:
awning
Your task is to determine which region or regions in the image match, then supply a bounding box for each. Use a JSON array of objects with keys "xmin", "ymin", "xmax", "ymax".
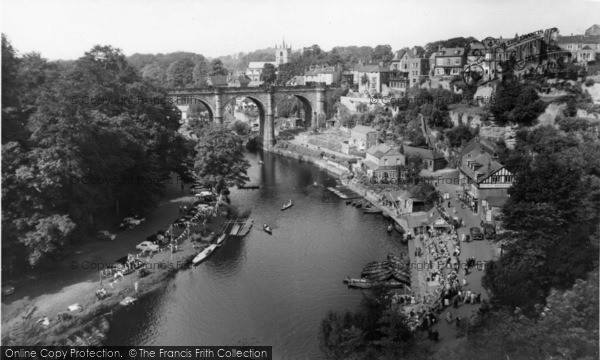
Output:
[{"xmin": 466, "ymin": 190, "xmax": 477, "ymax": 199}]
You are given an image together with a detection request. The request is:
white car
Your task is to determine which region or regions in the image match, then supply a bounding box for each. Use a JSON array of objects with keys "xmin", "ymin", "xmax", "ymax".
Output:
[{"xmin": 136, "ymin": 241, "xmax": 159, "ymax": 252}]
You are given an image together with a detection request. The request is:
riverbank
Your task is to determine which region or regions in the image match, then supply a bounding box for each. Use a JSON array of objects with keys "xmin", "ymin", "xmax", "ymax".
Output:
[
  {"xmin": 1, "ymin": 190, "xmax": 233, "ymax": 346},
  {"xmin": 271, "ymin": 141, "xmax": 350, "ymax": 177}
]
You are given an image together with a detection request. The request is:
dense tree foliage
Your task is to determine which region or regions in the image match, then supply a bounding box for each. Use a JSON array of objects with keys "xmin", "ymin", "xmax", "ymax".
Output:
[
  {"xmin": 483, "ymin": 125, "xmax": 599, "ymax": 312},
  {"xmin": 260, "ymin": 63, "xmax": 277, "ymax": 83},
  {"xmin": 1, "ymin": 38, "xmax": 189, "ymax": 274},
  {"xmin": 447, "ymin": 270, "xmax": 598, "ymax": 360},
  {"xmin": 490, "ymin": 76, "xmax": 547, "ymax": 125},
  {"xmin": 319, "ymin": 288, "xmax": 416, "ymax": 360},
  {"xmin": 445, "ymin": 124, "xmax": 475, "ymax": 148},
  {"xmin": 193, "ymin": 124, "xmax": 250, "ymax": 192}
]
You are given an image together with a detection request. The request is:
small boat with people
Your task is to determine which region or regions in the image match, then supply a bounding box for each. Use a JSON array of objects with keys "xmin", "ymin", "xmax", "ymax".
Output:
[
  {"xmin": 281, "ymin": 200, "xmax": 294, "ymax": 211},
  {"xmin": 258, "ymin": 161, "xmax": 264, "ymax": 165},
  {"xmin": 387, "ymin": 224, "xmax": 393, "ymax": 232},
  {"xmin": 192, "ymin": 244, "xmax": 217, "ymax": 265},
  {"xmin": 263, "ymin": 224, "xmax": 272, "ymax": 234}
]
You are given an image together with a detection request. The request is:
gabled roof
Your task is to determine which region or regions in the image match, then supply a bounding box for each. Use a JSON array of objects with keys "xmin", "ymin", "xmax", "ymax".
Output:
[
  {"xmin": 427, "ymin": 207, "xmax": 451, "ymax": 226},
  {"xmin": 461, "ymin": 136, "xmax": 499, "ymax": 157},
  {"xmin": 403, "ymin": 145, "xmax": 444, "ymax": 160},
  {"xmin": 580, "ymin": 45, "xmax": 594, "ymax": 51},
  {"xmin": 351, "ymin": 125, "xmax": 377, "ymax": 135},
  {"xmin": 460, "ymin": 150, "xmax": 505, "ymax": 183},
  {"xmin": 392, "ymin": 50, "xmax": 406, "ymax": 61},
  {"xmin": 366, "ymin": 144, "xmax": 403, "ymax": 158}
]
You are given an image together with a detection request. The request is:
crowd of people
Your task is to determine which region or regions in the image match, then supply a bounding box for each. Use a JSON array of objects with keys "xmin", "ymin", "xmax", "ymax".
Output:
[{"xmin": 395, "ymin": 226, "xmax": 490, "ymax": 340}]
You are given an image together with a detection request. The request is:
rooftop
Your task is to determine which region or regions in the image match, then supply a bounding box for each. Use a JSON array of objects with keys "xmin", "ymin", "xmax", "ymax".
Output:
[
  {"xmin": 403, "ymin": 145, "xmax": 444, "ymax": 160},
  {"xmin": 460, "ymin": 150, "xmax": 505, "ymax": 183},
  {"xmin": 351, "ymin": 125, "xmax": 377, "ymax": 135},
  {"xmin": 557, "ymin": 35, "xmax": 600, "ymax": 44},
  {"xmin": 366, "ymin": 143, "xmax": 403, "ymax": 158}
]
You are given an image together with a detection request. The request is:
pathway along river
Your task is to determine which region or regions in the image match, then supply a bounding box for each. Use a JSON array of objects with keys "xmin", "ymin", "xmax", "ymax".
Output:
[{"xmin": 105, "ymin": 150, "xmax": 406, "ymax": 359}]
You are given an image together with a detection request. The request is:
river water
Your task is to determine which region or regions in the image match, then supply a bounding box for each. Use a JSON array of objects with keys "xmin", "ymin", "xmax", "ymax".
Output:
[{"xmin": 105, "ymin": 150, "xmax": 406, "ymax": 359}]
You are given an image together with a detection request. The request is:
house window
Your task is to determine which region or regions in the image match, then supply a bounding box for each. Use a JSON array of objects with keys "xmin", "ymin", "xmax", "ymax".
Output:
[
  {"xmin": 384, "ymin": 158, "xmax": 388, "ymax": 166},
  {"xmin": 436, "ymin": 59, "xmax": 443, "ymax": 66}
]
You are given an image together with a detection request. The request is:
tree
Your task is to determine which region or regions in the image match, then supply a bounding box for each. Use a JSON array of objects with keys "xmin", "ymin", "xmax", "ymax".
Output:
[
  {"xmin": 399, "ymin": 154, "xmax": 424, "ymax": 185},
  {"xmin": 445, "ymin": 124, "xmax": 474, "ymax": 147},
  {"xmin": 2, "ymin": 43, "xmax": 187, "ymax": 274},
  {"xmin": 209, "ymin": 59, "xmax": 228, "ymax": 76},
  {"xmin": 192, "ymin": 58, "xmax": 208, "ymax": 87},
  {"xmin": 141, "ymin": 62, "xmax": 165, "ymax": 85},
  {"xmin": 261, "ymin": 63, "xmax": 277, "ymax": 83},
  {"xmin": 193, "ymin": 124, "xmax": 250, "ymax": 192},
  {"xmin": 276, "ymin": 62, "xmax": 294, "ymax": 85},
  {"xmin": 490, "ymin": 78, "xmax": 546, "ymax": 125},
  {"xmin": 166, "ymin": 58, "xmax": 195, "ymax": 88},
  {"xmin": 372, "ymin": 45, "xmax": 394, "ymax": 63}
]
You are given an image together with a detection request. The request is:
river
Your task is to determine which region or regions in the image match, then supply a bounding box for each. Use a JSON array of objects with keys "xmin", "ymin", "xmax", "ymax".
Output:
[{"xmin": 105, "ymin": 150, "xmax": 406, "ymax": 359}]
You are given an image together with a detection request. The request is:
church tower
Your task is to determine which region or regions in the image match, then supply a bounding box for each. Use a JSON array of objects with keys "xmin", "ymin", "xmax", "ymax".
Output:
[{"xmin": 275, "ymin": 38, "xmax": 292, "ymax": 66}]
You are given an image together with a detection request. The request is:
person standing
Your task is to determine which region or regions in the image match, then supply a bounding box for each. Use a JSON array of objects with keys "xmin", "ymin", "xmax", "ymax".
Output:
[
  {"xmin": 456, "ymin": 316, "xmax": 462, "ymax": 328},
  {"xmin": 446, "ymin": 311, "xmax": 453, "ymax": 324}
]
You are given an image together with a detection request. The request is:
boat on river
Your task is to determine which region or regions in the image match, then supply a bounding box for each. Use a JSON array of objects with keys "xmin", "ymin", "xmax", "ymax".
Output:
[
  {"xmin": 215, "ymin": 233, "xmax": 226, "ymax": 247},
  {"xmin": 391, "ymin": 269, "xmax": 411, "ymax": 283},
  {"xmin": 281, "ymin": 200, "xmax": 294, "ymax": 211},
  {"xmin": 363, "ymin": 261, "xmax": 390, "ymax": 271},
  {"xmin": 343, "ymin": 277, "xmax": 406, "ymax": 289},
  {"xmin": 362, "ymin": 264, "xmax": 391, "ymax": 275},
  {"xmin": 263, "ymin": 224, "xmax": 272, "ymax": 234},
  {"xmin": 192, "ymin": 244, "xmax": 217, "ymax": 265},
  {"xmin": 363, "ymin": 270, "xmax": 393, "ymax": 281},
  {"xmin": 258, "ymin": 161, "xmax": 264, "ymax": 165},
  {"xmin": 363, "ymin": 207, "xmax": 382, "ymax": 214}
]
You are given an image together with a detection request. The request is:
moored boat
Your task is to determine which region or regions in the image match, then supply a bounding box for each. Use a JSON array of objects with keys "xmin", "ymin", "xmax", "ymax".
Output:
[
  {"xmin": 192, "ymin": 244, "xmax": 217, "ymax": 265},
  {"xmin": 263, "ymin": 224, "xmax": 272, "ymax": 234},
  {"xmin": 363, "ymin": 270, "xmax": 393, "ymax": 281},
  {"xmin": 281, "ymin": 200, "xmax": 294, "ymax": 211},
  {"xmin": 344, "ymin": 277, "xmax": 406, "ymax": 289},
  {"xmin": 215, "ymin": 233, "xmax": 226, "ymax": 247},
  {"xmin": 363, "ymin": 207, "xmax": 382, "ymax": 214}
]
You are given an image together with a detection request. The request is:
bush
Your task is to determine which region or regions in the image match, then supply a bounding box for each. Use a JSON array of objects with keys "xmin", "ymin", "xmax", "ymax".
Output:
[{"xmin": 585, "ymin": 79, "xmax": 595, "ymax": 87}]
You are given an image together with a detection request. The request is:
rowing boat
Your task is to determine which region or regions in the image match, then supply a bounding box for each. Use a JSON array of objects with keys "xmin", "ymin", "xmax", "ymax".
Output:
[
  {"xmin": 192, "ymin": 244, "xmax": 217, "ymax": 265},
  {"xmin": 281, "ymin": 200, "xmax": 294, "ymax": 211},
  {"xmin": 215, "ymin": 233, "xmax": 226, "ymax": 247}
]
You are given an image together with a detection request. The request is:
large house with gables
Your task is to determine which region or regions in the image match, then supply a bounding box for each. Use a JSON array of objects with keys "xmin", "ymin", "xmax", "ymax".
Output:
[{"xmin": 459, "ymin": 146, "xmax": 514, "ymax": 221}]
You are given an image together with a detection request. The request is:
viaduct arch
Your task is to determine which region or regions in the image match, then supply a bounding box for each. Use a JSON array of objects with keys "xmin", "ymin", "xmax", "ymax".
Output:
[{"xmin": 167, "ymin": 85, "xmax": 338, "ymax": 149}]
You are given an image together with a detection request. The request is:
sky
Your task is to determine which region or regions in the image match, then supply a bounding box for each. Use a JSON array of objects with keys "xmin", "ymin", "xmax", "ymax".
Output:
[{"xmin": 2, "ymin": 0, "xmax": 600, "ymax": 60}]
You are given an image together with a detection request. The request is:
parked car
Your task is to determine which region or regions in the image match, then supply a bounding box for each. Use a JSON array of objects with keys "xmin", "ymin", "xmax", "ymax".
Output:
[
  {"xmin": 2, "ymin": 285, "xmax": 15, "ymax": 296},
  {"xmin": 136, "ymin": 241, "xmax": 159, "ymax": 252},
  {"xmin": 484, "ymin": 223, "xmax": 496, "ymax": 239},
  {"xmin": 470, "ymin": 227, "xmax": 484, "ymax": 240},
  {"xmin": 97, "ymin": 230, "xmax": 116, "ymax": 241}
]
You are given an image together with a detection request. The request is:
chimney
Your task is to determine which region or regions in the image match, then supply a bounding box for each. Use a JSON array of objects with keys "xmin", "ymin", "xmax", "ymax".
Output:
[{"xmin": 438, "ymin": 45, "xmax": 442, "ymax": 52}]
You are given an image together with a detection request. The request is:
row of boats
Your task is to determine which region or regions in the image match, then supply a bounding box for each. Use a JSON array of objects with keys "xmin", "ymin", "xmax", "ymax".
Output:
[{"xmin": 344, "ymin": 253, "xmax": 412, "ymax": 289}]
